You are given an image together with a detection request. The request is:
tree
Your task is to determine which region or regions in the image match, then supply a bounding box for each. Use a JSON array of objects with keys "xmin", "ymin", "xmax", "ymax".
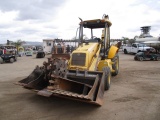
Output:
[
  {"xmin": 134, "ymin": 35, "xmax": 139, "ymax": 40},
  {"xmin": 122, "ymin": 37, "xmax": 135, "ymax": 45},
  {"xmin": 122, "ymin": 37, "xmax": 129, "ymax": 44},
  {"xmin": 12, "ymin": 39, "xmax": 25, "ymax": 54},
  {"xmin": 128, "ymin": 39, "xmax": 135, "ymax": 44}
]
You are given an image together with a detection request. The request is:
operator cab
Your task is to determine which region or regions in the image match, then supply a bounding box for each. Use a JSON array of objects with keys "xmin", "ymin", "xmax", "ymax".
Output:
[{"xmin": 78, "ymin": 15, "xmax": 112, "ymax": 59}]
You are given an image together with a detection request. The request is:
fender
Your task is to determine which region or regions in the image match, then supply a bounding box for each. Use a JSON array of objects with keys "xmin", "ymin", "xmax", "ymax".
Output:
[{"xmin": 107, "ymin": 46, "xmax": 118, "ymax": 59}]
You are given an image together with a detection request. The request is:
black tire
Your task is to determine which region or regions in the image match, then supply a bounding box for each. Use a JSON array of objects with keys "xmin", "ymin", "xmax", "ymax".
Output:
[
  {"xmin": 124, "ymin": 49, "xmax": 128, "ymax": 54},
  {"xmin": 10, "ymin": 58, "xmax": 14, "ymax": 63},
  {"xmin": 134, "ymin": 56, "xmax": 137, "ymax": 61},
  {"xmin": 112, "ymin": 54, "xmax": 119, "ymax": 76},
  {"xmin": 103, "ymin": 67, "xmax": 111, "ymax": 90}
]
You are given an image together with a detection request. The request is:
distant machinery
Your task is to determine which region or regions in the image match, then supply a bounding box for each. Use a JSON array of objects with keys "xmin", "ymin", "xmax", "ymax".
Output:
[{"xmin": 139, "ymin": 26, "xmax": 153, "ymax": 38}]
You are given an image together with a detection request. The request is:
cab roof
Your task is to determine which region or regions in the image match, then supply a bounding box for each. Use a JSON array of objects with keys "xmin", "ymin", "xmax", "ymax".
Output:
[{"xmin": 80, "ymin": 19, "xmax": 112, "ymax": 29}]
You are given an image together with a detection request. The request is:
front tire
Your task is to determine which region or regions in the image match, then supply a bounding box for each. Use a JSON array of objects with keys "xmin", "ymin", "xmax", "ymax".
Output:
[
  {"xmin": 112, "ymin": 54, "xmax": 119, "ymax": 76},
  {"xmin": 103, "ymin": 67, "xmax": 111, "ymax": 91}
]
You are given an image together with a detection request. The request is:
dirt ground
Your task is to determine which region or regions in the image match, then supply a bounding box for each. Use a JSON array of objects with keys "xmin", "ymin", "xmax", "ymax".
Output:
[{"xmin": 0, "ymin": 52, "xmax": 160, "ymax": 120}]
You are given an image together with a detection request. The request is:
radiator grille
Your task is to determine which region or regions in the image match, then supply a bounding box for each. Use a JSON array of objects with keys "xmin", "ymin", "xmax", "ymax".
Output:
[{"xmin": 71, "ymin": 53, "xmax": 86, "ymax": 66}]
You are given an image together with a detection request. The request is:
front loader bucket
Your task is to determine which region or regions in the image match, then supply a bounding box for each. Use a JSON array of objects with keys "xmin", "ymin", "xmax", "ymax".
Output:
[
  {"xmin": 16, "ymin": 68, "xmax": 105, "ymax": 105},
  {"xmin": 38, "ymin": 70, "xmax": 105, "ymax": 105},
  {"xmin": 15, "ymin": 55, "xmax": 106, "ymax": 105}
]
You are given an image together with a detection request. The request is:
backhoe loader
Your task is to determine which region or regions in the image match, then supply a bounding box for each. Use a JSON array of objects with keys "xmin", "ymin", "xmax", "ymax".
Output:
[{"xmin": 16, "ymin": 14, "xmax": 119, "ymax": 105}]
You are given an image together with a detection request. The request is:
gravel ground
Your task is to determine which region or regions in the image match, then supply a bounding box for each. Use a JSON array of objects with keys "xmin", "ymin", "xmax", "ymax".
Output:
[{"xmin": 0, "ymin": 52, "xmax": 160, "ymax": 120}]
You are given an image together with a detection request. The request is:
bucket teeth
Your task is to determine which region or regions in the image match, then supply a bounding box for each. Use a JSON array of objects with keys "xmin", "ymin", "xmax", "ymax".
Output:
[{"xmin": 49, "ymin": 89, "xmax": 90, "ymax": 99}]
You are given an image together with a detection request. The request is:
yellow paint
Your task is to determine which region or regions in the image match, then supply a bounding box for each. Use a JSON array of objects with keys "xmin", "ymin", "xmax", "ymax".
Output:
[
  {"xmin": 97, "ymin": 59, "xmax": 112, "ymax": 71},
  {"xmin": 108, "ymin": 46, "xmax": 118, "ymax": 59},
  {"xmin": 89, "ymin": 45, "xmax": 101, "ymax": 71},
  {"xmin": 69, "ymin": 43, "xmax": 100, "ymax": 70}
]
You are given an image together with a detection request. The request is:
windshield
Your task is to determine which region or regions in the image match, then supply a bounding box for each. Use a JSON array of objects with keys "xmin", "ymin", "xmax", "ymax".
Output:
[
  {"xmin": 82, "ymin": 28, "xmax": 103, "ymax": 40},
  {"xmin": 138, "ymin": 44, "xmax": 147, "ymax": 47},
  {"xmin": 77, "ymin": 26, "xmax": 104, "ymax": 43}
]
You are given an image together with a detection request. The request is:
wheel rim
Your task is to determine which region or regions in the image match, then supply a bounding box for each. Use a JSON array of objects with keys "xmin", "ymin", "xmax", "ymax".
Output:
[{"xmin": 139, "ymin": 57, "xmax": 143, "ymax": 61}]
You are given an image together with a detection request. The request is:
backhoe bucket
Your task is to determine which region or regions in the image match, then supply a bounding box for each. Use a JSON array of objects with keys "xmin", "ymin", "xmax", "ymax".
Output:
[{"xmin": 15, "ymin": 66, "xmax": 48, "ymax": 90}]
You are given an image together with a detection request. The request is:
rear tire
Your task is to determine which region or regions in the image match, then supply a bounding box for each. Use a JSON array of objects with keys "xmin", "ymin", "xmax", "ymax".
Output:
[
  {"xmin": 103, "ymin": 67, "xmax": 111, "ymax": 91},
  {"xmin": 112, "ymin": 54, "xmax": 119, "ymax": 76}
]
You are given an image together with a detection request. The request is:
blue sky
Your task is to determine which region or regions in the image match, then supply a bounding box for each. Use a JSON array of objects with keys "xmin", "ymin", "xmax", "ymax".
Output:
[{"xmin": 0, "ymin": 0, "xmax": 160, "ymax": 43}]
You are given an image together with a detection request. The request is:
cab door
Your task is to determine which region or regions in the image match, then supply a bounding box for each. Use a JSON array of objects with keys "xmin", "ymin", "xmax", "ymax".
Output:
[{"xmin": 131, "ymin": 44, "xmax": 138, "ymax": 53}]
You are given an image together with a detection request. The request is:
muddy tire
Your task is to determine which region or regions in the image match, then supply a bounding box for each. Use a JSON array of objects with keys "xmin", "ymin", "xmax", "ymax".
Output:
[
  {"xmin": 10, "ymin": 58, "xmax": 14, "ymax": 63},
  {"xmin": 112, "ymin": 54, "xmax": 119, "ymax": 76},
  {"xmin": 103, "ymin": 67, "xmax": 111, "ymax": 91}
]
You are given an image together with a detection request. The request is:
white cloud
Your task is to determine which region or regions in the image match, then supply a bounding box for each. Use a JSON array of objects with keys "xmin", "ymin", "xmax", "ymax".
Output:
[
  {"xmin": 0, "ymin": 10, "xmax": 19, "ymax": 23},
  {"xmin": 54, "ymin": 0, "xmax": 160, "ymax": 39},
  {"xmin": 0, "ymin": 0, "xmax": 160, "ymax": 44}
]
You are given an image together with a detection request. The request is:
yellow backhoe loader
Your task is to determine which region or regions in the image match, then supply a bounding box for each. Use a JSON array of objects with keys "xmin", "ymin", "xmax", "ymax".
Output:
[{"xmin": 16, "ymin": 14, "xmax": 120, "ymax": 105}]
